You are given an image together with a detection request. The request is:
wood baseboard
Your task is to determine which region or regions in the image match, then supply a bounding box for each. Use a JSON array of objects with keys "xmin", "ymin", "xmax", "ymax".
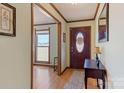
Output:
[
  {"xmin": 33, "ymin": 63, "xmax": 54, "ymax": 67},
  {"xmin": 61, "ymin": 67, "xmax": 70, "ymax": 75}
]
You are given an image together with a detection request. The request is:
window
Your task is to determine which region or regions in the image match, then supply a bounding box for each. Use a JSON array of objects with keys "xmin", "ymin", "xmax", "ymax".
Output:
[{"xmin": 36, "ymin": 30, "xmax": 50, "ymax": 63}]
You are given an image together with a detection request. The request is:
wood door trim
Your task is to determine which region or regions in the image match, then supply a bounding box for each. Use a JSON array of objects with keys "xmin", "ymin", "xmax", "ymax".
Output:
[
  {"xmin": 31, "ymin": 3, "xmax": 34, "ymax": 89},
  {"xmin": 58, "ymin": 23, "xmax": 61, "ymax": 75},
  {"xmin": 34, "ymin": 23, "xmax": 56, "ymax": 26},
  {"xmin": 35, "ymin": 28, "xmax": 50, "ymax": 31},
  {"xmin": 31, "ymin": 3, "xmax": 62, "ymax": 89},
  {"xmin": 69, "ymin": 26, "xmax": 91, "ymax": 68}
]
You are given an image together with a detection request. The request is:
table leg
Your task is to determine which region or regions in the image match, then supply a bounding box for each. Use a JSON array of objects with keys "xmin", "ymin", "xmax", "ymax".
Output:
[
  {"xmin": 102, "ymin": 77, "xmax": 105, "ymax": 89},
  {"xmin": 85, "ymin": 76, "xmax": 87, "ymax": 89},
  {"xmin": 97, "ymin": 78, "xmax": 100, "ymax": 88}
]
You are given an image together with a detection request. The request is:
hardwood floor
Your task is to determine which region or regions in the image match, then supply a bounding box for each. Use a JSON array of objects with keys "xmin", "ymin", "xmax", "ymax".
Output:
[{"xmin": 33, "ymin": 66, "xmax": 98, "ymax": 89}]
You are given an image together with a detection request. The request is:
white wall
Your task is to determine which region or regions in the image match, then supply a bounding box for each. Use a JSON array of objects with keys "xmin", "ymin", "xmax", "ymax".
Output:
[
  {"xmin": 40, "ymin": 4, "xmax": 67, "ymax": 72},
  {"xmin": 66, "ymin": 21, "xmax": 95, "ymax": 67},
  {"xmin": 35, "ymin": 24, "xmax": 58, "ymax": 65},
  {"xmin": 0, "ymin": 3, "xmax": 31, "ymax": 88},
  {"xmin": 95, "ymin": 3, "xmax": 124, "ymax": 88}
]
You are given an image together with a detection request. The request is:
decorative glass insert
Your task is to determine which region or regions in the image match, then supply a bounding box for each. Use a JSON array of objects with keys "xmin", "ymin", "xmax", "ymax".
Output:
[{"xmin": 76, "ymin": 32, "xmax": 84, "ymax": 53}]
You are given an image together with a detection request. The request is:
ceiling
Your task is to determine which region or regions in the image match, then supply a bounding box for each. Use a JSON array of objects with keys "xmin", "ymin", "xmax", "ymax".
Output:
[
  {"xmin": 34, "ymin": 3, "xmax": 99, "ymax": 24},
  {"xmin": 100, "ymin": 5, "xmax": 106, "ymax": 18},
  {"xmin": 34, "ymin": 4, "xmax": 55, "ymax": 25},
  {"xmin": 51, "ymin": 3, "xmax": 99, "ymax": 22}
]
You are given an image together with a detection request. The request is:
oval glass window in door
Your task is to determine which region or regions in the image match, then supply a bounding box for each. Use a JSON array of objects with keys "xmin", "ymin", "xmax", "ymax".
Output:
[{"xmin": 76, "ymin": 32, "xmax": 84, "ymax": 53}]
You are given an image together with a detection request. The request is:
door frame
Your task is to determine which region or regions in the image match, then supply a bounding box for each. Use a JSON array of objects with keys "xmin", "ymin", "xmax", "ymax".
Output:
[
  {"xmin": 31, "ymin": 3, "xmax": 62, "ymax": 88},
  {"xmin": 69, "ymin": 26, "xmax": 91, "ymax": 68}
]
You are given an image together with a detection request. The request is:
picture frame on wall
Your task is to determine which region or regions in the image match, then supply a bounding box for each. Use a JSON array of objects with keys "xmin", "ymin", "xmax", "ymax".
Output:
[{"xmin": 0, "ymin": 3, "xmax": 16, "ymax": 36}]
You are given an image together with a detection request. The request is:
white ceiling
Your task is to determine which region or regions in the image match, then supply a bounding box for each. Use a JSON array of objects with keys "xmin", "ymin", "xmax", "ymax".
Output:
[
  {"xmin": 53, "ymin": 3, "xmax": 98, "ymax": 22},
  {"xmin": 34, "ymin": 5, "xmax": 55, "ymax": 24}
]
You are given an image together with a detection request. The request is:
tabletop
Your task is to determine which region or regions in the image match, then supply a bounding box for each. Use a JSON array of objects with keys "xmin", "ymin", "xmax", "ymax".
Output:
[{"xmin": 84, "ymin": 59, "xmax": 105, "ymax": 70}]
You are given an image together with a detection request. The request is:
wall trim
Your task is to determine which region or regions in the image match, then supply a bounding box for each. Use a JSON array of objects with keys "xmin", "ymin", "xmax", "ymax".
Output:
[
  {"xmin": 67, "ymin": 18, "xmax": 94, "ymax": 23},
  {"xmin": 31, "ymin": 3, "xmax": 33, "ymax": 89},
  {"xmin": 33, "ymin": 63, "xmax": 54, "ymax": 67},
  {"xmin": 61, "ymin": 67, "xmax": 70, "ymax": 75},
  {"xmin": 34, "ymin": 23, "xmax": 56, "ymax": 26},
  {"xmin": 35, "ymin": 28, "xmax": 50, "ymax": 31}
]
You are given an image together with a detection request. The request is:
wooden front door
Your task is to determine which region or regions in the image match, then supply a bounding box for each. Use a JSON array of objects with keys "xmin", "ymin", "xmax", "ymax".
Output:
[{"xmin": 70, "ymin": 27, "xmax": 91, "ymax": 69}]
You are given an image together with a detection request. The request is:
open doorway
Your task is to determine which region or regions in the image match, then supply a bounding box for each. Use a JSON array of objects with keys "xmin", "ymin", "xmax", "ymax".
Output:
[{"xmin": 31, "ymin": 3, "xmax": 61, "ymax": 88}]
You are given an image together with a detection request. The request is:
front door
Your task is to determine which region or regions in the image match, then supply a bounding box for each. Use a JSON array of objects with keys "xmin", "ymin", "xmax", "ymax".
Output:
[{"xmin": 70, "ymin": 27, "xmax": 91, "ymax": 69}]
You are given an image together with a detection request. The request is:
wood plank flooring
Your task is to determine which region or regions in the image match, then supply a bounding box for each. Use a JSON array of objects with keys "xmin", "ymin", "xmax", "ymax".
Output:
[{"xmin": 33, "ymin": 66, "xmax": 98, "ymax": 89}]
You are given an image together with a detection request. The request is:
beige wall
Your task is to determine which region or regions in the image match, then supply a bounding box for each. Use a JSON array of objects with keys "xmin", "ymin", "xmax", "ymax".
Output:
[
  {"xmin": 35, "ymin": 24, "xmax": 58, "ymax": 65},
  {"xmin": 95, "ymin": 3, "xmax": 124, "ymax": 88},
  {"xmin": 66, "ymin": 21, "xmax": 96, "ymax": 67},
  {"xmin": 0, "ymin": 4, "xmax": 31, "ymax": 88},
  {"xmin": 40, "ymin": 3, "xmax": 67, "ymax": 72}
]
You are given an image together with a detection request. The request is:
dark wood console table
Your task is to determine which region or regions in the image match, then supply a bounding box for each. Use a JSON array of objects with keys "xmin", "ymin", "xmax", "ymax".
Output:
[{"xmin": 84, "ymin": 59, "xmax": 106, "ymax": 89}]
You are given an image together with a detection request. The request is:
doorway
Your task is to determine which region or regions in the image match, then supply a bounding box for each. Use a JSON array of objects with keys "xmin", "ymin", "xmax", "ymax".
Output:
[
  {"xmin": 31, "ymin": 3, "xmax": 61, "ymax": 88},
  {"xmin": 70, "ymin": 26, "xmax": 91, "ymax": 69}
]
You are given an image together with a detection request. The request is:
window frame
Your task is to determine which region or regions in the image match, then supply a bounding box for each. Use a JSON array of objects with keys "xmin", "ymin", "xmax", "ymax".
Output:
[{"xmin": 35, "ymin": 28, "xmax": 50, "ymax": 64}]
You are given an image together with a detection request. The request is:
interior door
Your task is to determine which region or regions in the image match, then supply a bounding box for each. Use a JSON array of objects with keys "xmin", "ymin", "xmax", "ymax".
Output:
[{"xmin": 70, "ymin": 27, "xmax": 91, "ymax": 69}]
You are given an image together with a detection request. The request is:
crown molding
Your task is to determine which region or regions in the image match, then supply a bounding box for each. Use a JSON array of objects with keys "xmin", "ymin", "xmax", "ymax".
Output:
[
  {"xmin": 50, "ymin": 3, "xmax": 68, "ymax": 23},
  {"xmin": 94, "ymin": 3, "xmax": 100, "ymax": 20},
  {"xmin": 67, "ymin": 18, "xmax": 94, "ymax": 23}
]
